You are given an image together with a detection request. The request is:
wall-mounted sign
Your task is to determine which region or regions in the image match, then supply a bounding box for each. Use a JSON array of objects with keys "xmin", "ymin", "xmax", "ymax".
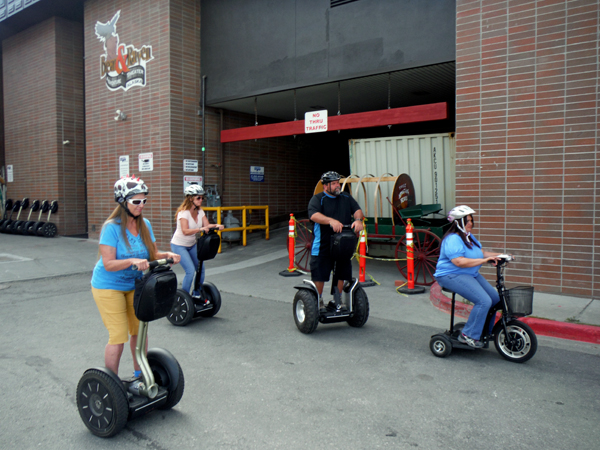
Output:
[
  {"xmin": 95, "ymin": 10, "xmax": 154, "ymax": 91},
  {"xmin": 250, "ymin": 166, "xmax": 264, "ymax": 182},
  {"xmin": 184, "ymin": 159, "xmax": 198, "ymax": 173},
  {"xmin": 6, "ymin": 165, "xmax": 13, "ymax": 183},
  {"xmin": 305, "ymin": 110, "xmax": 328, "ymax": 133},
  {"xmin": 138, "ymin": 153, "xmax": 153, "ymax": 172},
  {"xmin": 184, "ymin": 176, "xmax": 202, "ymax": 191},
  {"xmin": 119, "ymin": 155, "xmax": 129, "ymax": 177}
]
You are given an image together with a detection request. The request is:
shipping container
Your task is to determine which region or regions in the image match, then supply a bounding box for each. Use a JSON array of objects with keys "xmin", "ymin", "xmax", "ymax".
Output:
[{"xmin": 348, "ymin": 133, "xmax": 455, "ymax": 219}]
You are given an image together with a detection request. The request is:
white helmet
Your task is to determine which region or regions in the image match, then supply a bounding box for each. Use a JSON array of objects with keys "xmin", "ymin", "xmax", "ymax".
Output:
[
  {"xmin": 447, "ymin": 205, "xmax": 475, "ymax": 222},
  {"xmin": 114, "ymin": 175, "xmax": 148, "ymax": 204},
  {"xmin": 184, "ymin": 185, "xmax": 205, "ymax": 196}
]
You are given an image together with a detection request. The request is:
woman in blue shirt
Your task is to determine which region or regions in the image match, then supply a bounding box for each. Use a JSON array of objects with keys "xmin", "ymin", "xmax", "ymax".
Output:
[
  {"xmin": 91, "ymin": 175, "xmax": 180, "ymax": 377},
  {"xmin": 434, "ymin": 205, "xmax": 503, "ymax": 348}
]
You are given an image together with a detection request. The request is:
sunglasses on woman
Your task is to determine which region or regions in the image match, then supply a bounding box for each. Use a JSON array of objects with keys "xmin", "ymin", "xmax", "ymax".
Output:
[
  {"xmin": 127, "ymin": 198, "xmax": 147, "ymax": 206},
  {"xmin": 196, "ymin": 196, "xmax": 204, "ymax": 200}
]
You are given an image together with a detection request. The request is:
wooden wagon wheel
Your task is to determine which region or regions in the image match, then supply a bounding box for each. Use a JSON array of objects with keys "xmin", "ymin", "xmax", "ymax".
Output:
[
  {"xmin": 394, "ymin": 229, "xmax": 441, "ymax": 286},
  {"xmin": 294, "ymin": 219, "xmax": 313, "ymax": 272}
]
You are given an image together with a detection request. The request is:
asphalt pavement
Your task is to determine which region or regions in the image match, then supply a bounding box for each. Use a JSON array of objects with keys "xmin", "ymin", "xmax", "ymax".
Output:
[
  {"xmin": 1, "ymin": 229, "xmax": 599, "ymax": 449},
  {"xmin": 0, "ymin": 229, "xmax": 598, "ymax": 344}
]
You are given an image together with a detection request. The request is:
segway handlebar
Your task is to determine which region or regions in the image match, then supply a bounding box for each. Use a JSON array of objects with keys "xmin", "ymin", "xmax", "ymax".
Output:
[{"xmin": 132, "ymin": 258, "xmax": 174, "ymax": 271}]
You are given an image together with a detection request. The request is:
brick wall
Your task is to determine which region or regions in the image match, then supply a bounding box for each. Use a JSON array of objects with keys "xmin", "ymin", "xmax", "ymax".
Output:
[
  {"xmin": 220, "ymin": 109, "xmax": 333, "ymax": 225},
  {"xmin": 456, "ymin": 0, "xmax": 599, "ymax": 298},
  {"xmin": 85, "ymin": 0, "xmax": 203, "ymax": 249},
  {"xmin": 2, "ymin": 17, "xmax": 85, "ymax": 235}
]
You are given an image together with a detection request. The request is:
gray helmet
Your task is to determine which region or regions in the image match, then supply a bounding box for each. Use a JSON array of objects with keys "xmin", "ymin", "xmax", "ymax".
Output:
[
  {"xmin": 321, "ymin": 171, "xmax": 341, "ymax": 184},
  {"xmin": 184, "ymin": 185, "xmax": 205, "ymax": 196},
  {"xmin": 114, "ymin": 175, "xmax": 148, "ymax": 204}
]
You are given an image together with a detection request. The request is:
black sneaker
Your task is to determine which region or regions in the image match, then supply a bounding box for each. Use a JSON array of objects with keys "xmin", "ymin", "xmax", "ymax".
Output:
[
  {"xmin": 326, "ymin": 301, "xmax": 337, "ymax": 312},
  {"xmin": 458, "ymin": 332, "xmax": 484, "ymax": 348}
]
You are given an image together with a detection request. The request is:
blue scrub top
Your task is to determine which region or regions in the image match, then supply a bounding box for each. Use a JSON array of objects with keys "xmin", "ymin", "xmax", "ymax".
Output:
[
  {"xmin": 91, "ymin": 219, "xmax": 156, "ymax": 291},
  {"xmin": 434, "ymin": 233, "xmax": 484, "ymax": 278}
]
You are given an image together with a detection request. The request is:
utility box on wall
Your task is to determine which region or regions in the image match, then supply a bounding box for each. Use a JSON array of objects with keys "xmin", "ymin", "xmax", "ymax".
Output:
[{"xmin": 348, "ymin": 133, "xmax": 456, "ymax": 218}]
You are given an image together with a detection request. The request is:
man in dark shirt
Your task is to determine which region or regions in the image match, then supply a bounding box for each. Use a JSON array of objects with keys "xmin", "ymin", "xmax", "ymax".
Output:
[{"xmin": 308, "ymin": 171, "xmax": 364, "ymax": 309}]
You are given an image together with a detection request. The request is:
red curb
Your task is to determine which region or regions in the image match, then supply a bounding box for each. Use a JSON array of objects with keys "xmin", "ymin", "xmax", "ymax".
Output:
[{"xmin": 429, "ymin": 282, "xmax": 600, "ymax": 345}]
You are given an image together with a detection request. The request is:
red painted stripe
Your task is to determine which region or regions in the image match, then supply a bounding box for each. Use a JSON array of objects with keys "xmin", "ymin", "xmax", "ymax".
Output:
[
  {"xmin": 221, "ymin": 102, "xmax": 448, "ymax": 143},
  {"xmin": 429, "ymin": 282, "xmax": 600, "ymax": 345}
]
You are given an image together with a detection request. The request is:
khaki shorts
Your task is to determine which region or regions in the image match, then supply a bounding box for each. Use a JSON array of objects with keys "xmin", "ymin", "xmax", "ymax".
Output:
[{"xmin": 92, "ymin": 287, "xmax": 139, "ymax": 345}]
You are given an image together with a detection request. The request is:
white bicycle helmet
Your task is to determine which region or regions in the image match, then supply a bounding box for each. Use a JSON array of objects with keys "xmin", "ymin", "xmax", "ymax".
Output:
[
  {"xmin": 447, "ymin": 205, "xmax": 475, "ymax": 222},
  {"xmin": 114, "ymin": 175, "xmax": 148, "ymax": 204},
  {"xmin": 447, "ymin": 205, "xmax": 475, "ymax": 241},
  {"xmin": 184, "ymin": 185, "xmax": 205, "ymax": 196}
]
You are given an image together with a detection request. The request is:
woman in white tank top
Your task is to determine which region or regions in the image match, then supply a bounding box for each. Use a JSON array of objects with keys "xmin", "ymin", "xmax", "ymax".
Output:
[{"xmin": 170, "ymin": 185, "xmax": 224, "ymax": 296}]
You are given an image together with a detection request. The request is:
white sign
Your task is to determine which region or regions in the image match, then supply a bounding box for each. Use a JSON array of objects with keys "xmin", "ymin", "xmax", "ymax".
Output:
[
  {"xmin": 6, "ymin": 165, "xmax": 13, "ymax": 183},
  {"xmin": 250, "ymin": 166, "xmax": 264, "ymax": 182},
  {"xmin": 184, "ymin": 159, "xmax": 198, "ymax": 172},
  {"xmin": 119, "ymin": 155, "xmax": 129, "ymax": 177},
  {"xmin": 138, "ymin": 153, "xmax": 153, "ymax": 172},
  {"xmin": 184, "ymin": 176, "xmax": 202, "ymax": 191},
  {"xmin": 305, "ymin": 110, "xmax": 328, "ymax": 133}
]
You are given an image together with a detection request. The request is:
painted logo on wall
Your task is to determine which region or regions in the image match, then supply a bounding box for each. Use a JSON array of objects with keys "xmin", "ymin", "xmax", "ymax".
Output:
[{"xmin": 95, "ymin": 10, "xmax": 154, "ymax": 91}]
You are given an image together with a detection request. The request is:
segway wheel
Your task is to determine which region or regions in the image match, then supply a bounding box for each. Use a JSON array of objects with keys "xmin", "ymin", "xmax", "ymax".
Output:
[
  {"xmin": 42, "ymin": 222, "xmax": 58, "ymax": 238},
  {"xmin": 21, "ymin": 221, "xmax": 35, "ymax": 235},
  {"xmin": 147, "ymin": 348, "xmax": 185, "ymax": 410},
  {"xmin": 167, "ymin": 289, "xmax": 195, "ymax": 326},
  {"xmin": 493, "ymin": 319, "xmax": 537, "ymax": 363},
  {"xmin": 76, "ymin": 369, "xmax": 128, "ymax": 438},
  {"xmin": 347, "ymin": 286, "xmax": 369, "ymax": 328},
  {"xmin": 293, "ymin": 289, "xmax": 319, "ymax": 334},
  {"xmin": 34, "ymin": 222, "xmax": 45, "ymax": 236},
  {"xmin": 197, "ymin": 282, "xmax": 222, "ymax": 318},
  {"xmin": 430, "ymin": 335, "xmax": 452, "ymax": 358}
]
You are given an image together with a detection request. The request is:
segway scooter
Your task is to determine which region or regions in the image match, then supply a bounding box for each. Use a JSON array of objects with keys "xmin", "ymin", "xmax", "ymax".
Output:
[
  {"xmin": 167, "ymin": 228, "xmax": 222, "ymax": 326},
  {"xmin": 429, "ymin": 255, "xmax": 538, "ymax": 363},
  {"xmin": 292, "ymin": 226, "xmax": 369, "ymax": 334},
  {"xmin": 76, "ymin": 258, "xmax": 184, "ymax": 438}
]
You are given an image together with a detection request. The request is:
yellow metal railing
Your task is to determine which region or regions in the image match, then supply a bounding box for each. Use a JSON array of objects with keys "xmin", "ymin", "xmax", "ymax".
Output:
[{"xmin": 203, "ymin": 205, "xmax": 270, "ymax": 253}]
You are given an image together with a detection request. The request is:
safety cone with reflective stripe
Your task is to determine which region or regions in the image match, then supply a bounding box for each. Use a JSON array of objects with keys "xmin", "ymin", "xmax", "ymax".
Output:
[
  {"xmin": 358, "ymin": 227, "xmax": 376, "ymax": 287},
  {"xmin": 279, "ymin": 214, "xmax": 302, "ymax": 277},
  {"xmin": 397, "ymin": 218, "xmax": 425, "ymax": 294}
]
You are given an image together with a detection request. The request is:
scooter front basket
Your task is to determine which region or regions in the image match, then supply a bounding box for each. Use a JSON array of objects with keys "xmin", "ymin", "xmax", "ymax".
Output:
[{"xmin": 506, "ymin": 286, "xmax": 534, "ymax": 317}]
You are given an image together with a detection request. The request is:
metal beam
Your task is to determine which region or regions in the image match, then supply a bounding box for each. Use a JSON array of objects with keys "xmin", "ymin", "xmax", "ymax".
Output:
[{"xmin": 220, "ymin": 102, "xmax": 448, "ymax": 143}]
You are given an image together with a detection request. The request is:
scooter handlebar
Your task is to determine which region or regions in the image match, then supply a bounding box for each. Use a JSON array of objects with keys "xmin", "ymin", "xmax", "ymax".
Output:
[{"xmin": 132, "ymin": 258, "xmax": 174, "ymax": 271}]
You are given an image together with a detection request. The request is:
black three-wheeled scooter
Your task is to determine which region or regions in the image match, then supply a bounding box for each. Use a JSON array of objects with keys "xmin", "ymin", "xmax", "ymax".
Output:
[
  {"xmin": 429, "ymin": 255, "xmax": 538, "ymax": 363},
  {"xmin": 167, "ymin": 229, "xmax": 222, "ymax": 326},
  {"xmin": 76, "ymin": 259, "xmax": 185, "ymax": 437}
]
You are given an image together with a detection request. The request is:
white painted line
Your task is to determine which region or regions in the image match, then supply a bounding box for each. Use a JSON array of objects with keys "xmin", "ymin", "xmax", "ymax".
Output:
[{"xmin": 0, "ymin": 253, "xmax": 34, "ymax": 264}]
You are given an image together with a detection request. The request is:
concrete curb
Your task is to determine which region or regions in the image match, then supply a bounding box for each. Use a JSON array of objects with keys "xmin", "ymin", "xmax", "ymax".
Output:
[{"xmin": 430, "ymin": 282, "xmax": 600, "ymax": 345}]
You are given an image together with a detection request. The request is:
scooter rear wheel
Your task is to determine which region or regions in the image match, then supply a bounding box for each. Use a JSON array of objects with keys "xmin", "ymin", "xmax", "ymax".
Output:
[
  {"xmin": 493, "ymin": 319, "xmax": 537, "ymax": 363},
  {"xmin": 167, "ymin": 289, "xmax": 195, "ymax": 326},
  {"xmin": 293, "ymin": 289, "xmax": 319, "ymax": 334},
  {"xmin": 347, "ymin": 286, "xmax": 369, "ymax": 328},
  {"xmin": 76, "ymin": 369, "xmax": 128, "ymax": 438},
  {"xmin": 197, "ymin": 282, "xmax": 221, "ymax": 317}
]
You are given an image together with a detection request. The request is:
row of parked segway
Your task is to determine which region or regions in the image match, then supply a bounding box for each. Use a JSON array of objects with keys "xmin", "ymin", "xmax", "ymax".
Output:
[{"xmin": 0, "ymin": 198, "xmax": 59, "ymax": 237}]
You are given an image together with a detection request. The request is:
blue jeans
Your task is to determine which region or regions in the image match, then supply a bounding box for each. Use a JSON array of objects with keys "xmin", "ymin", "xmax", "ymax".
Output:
[
  {"xmin": 170, "ymin": 243, "xmax": 204, "ymax": 296},
  {"xmin": 435, "ymin": 273, "xmax": 500, "ymax": 340}
]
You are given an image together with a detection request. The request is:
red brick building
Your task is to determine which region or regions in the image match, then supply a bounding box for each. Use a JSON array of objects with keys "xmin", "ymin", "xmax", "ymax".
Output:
[{"xmin": 0, "ymin": 0, "xmax": 598, "ymax": 299}]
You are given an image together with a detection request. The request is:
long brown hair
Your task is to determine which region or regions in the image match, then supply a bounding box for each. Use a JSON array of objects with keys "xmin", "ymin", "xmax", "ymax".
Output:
[
  {"xmin": 174, "ymin": 196, "xmax": 198, "ymax": 221},
  {"xmin": 103, "ymin": 205, "xmax": 157, "ymax": 261}
]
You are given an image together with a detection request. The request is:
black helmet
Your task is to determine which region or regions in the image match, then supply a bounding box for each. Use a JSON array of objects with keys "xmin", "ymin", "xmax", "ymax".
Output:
[{"xmin": 321, "ymin": 171, "xmax": 341, "ymax": 184}]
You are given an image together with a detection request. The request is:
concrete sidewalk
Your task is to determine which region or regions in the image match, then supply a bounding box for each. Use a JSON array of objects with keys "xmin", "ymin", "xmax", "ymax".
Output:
[{"xmin": 0, "ymin": 229, "xmax": 598, "ymax": 344}]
